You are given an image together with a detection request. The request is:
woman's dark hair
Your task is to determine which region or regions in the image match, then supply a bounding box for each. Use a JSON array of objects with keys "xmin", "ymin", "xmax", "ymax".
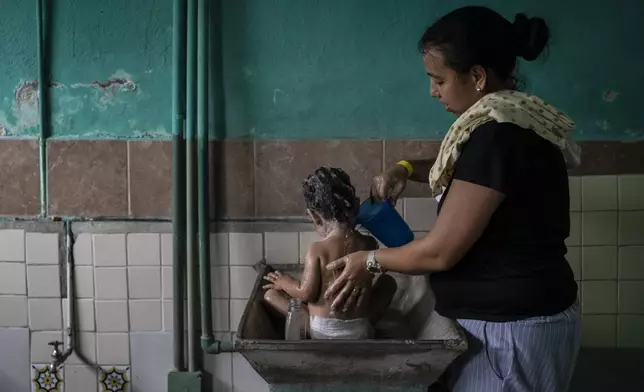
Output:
[
  {"xmin": 418, "ymin": 6, "xmax": 550, "ymax": 85},
  {"xmin": 302, "ymin": 167, "xmax": 360, "ymax": 227}
]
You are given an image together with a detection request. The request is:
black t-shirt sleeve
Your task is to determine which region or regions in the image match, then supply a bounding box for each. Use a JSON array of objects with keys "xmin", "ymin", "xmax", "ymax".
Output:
[{"xmin": 453, "ymin": 121, "xmax": 517, "ymax": 194}]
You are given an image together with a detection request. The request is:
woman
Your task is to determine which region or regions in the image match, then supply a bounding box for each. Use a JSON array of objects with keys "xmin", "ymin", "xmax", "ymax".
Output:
[{"xmin": 324, "ymin": 6, "xmax": 581, "ymax": 392}]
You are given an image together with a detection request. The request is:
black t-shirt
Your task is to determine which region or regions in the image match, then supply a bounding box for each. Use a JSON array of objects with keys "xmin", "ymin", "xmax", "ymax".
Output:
[{"xmin": 430, "ymin": 121, "xmax": 578, "ymax": 322}]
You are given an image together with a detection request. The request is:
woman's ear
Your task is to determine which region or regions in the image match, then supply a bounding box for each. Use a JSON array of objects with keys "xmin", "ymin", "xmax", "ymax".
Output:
[{"xmin": 470, "ymin": 65, "xmax": 487, "ymax": 92}]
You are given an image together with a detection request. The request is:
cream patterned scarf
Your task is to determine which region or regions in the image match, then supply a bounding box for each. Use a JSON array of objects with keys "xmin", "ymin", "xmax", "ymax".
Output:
[{"xmin": 428, "ymin": 90, "xmax": 581, "ymax": 197}]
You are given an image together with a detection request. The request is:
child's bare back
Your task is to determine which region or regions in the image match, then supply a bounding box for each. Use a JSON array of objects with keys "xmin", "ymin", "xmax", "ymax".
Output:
[{"xmin": 306, "ymin": 231, "xmax": 378, "ymax": 320}]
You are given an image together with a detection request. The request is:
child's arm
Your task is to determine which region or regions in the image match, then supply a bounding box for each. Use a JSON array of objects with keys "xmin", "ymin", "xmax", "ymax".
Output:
[{"xmin": 263, "ymin": 244, "xmax": 321, "ymax": 303}]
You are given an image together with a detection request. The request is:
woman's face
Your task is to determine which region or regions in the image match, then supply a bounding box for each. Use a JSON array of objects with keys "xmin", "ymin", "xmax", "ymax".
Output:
[{"xmin": 422, "ymin": 49, "xmax": 483, "ymax": 116}]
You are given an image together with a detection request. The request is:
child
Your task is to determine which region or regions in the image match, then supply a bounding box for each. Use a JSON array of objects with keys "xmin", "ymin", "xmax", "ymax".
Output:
[{"xmin": 263, "ymin": 166, "xmax": 397, "ymax": 339}]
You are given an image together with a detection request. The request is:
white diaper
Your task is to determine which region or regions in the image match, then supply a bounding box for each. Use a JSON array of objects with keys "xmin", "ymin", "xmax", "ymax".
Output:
[{"xmin": 309, "ymin": 315, "xmax": 373, "ymax": 340}]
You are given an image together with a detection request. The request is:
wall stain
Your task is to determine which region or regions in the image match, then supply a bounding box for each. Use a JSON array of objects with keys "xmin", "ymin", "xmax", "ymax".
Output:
[{"xmin": 602, "ymin": 89, "xmax": 620, "ymax": 103}]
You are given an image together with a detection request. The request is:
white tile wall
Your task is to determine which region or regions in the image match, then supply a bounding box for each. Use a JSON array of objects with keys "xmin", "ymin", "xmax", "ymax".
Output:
[
  {"xmin": 93, "ymin": 234, "xmax": 126, "ymax": 266},
  {"xmin": 229, "ymin": 233, "xmax": 262, "ymax": 266},
  {"xmin": 63, "ymin": 298, "xmax": 96, "ymax": 331},
  {"xmin": 127, "ymin": 267, "xmax": 161, "ymax": 299},
  {"xmin": 30, "ymin": 331, "xmax": 63, "ymax": 363},
  {"xmin": 211, "ymin": 266, "xmax": 230, "ymax": 299},
  {"xmin": 161, "ymin": 233, "xmax": 173, "ymax": 266},
  {"xmin": 96, "ymin": 332, "xmax": 130, "ymax": 365},
  {"xmin": 229, "ymin": 267, "xmax": 257, "ymax": 299},
  {"xmin": 26, "ymin": 265, "xmax": 60, "ymax": 297},
  {"xmin": 95, "ymin": 300, "xmax": 129, "ymax": 332},
  {"xmin": 28, "ymin": 298, "xmax": 62, "ymax": 331},
  {"xmin": 94, "ymin": 267, "xmax": 128, "ymax": 300},
  {"xmin": 0, "ymin": 262, "xmax": 27, "ymax": 295},
  {"xmin": 0, "ymin": 296, "xmax": 28, "ymax": 327},
  {"xmin": 129, "ymin": 300, "xmax": 162, "ymax": 331},
  {"xmin": 73, "ymin": 233, "xmax": 93, "ymax": 265},
  {"xmin": 75, "ymin": 266, "xmax": 95, "ymax": 298},
  {"xmin": 264, "ymin": 232, "xmax": 299, "ymax": 264},
  {"xmin": 26, "ymin": 233, "xmax": 59, "ymax": 265},
  {"xmin": 0, "ymin": 229, "xmax": 25, "ymax": 262},
  {"xmin": 67, "ymin": 332, "xmax": 97, "ymax": 365},
  {"xmin": 65, "ymin": 365, "xmax": 98, "ymax": 392},
  {"xmin": 211, "ymin": 233, "xmax": 230, "ymax": 265},
  {"xmin": 127, "ymin": 233, "xmax": 160, "ymax": 266}
]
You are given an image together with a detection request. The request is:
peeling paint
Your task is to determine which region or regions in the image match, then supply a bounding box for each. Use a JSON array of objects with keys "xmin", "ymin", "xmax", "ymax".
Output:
[
  {"xmin": 602, "ymin": 89, "xmax": 620, "ymax": 102},
  {"xmin": 596, "ymin": 120, "xmax": 611, "ymax": 131}
]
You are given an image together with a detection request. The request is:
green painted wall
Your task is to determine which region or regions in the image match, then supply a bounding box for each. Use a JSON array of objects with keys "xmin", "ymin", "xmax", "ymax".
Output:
[{"xmin": 1, "ymin": 0, "xmax": 642, "ymax": 140}]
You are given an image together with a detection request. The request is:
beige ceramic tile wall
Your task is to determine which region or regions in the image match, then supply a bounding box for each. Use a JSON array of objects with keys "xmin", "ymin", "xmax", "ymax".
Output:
[{"xmin": 1, "ymin": 174, "xmax": 643, "ymax": 391}]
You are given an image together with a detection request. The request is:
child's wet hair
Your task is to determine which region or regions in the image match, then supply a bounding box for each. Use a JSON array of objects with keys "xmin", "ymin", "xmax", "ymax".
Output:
[{"xmin": 302, "ymin": 167, "xmax": 360, "ymax": 227}]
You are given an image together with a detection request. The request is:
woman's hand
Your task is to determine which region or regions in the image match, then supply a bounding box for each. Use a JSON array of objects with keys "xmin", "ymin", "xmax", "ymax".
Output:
[
  {"xmin": 324, "ymin": 251, "xmax": 372, "ymax": 312},
  {"xmin": 263, "ymin": 270, "xmax": 297, "ymax": 291},
  {"xmin": 372, "ymin": 164, "xmax": 409, "ymax": 206}
]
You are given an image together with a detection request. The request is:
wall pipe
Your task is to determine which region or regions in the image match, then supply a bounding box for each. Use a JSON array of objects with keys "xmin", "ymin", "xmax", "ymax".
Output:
[
  {"xmin": 36, "ymin": 0, "xmax": 49, "ymax": 216},
  {"xmin": 171, "ymin": 0, "xmax": 188, "ymax": 372},
  {"xmin": 199, "ymin": 0, "xmax": 234, "ymax": 355},
  {"xmin": 197, "ymin": 0, "xmax": 212, "ymax": 338},
  {"xmin": 185, "ymin": 0, "xmax": 200, "ymax": 372}
]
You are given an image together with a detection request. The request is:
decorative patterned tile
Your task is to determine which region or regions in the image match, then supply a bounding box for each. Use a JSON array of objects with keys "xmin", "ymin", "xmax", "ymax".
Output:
[
  {"xmin": 32, "ymin": 364, "xmax": 64, "ymax": 392},
  {"xmin": 98, "ymin": 366, "xmax": 130, "ymax": 392}
]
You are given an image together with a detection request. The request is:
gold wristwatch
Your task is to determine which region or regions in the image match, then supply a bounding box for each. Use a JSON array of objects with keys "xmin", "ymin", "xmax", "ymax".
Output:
[{"xmin": 366, "ymin": 251, "xmax": 385, "ymax": 275}]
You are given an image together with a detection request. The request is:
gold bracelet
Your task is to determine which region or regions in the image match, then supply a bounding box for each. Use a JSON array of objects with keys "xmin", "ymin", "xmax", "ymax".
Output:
[{"xmin": 396, "ymin": 160, "xmax": 413, "ymax": 178}]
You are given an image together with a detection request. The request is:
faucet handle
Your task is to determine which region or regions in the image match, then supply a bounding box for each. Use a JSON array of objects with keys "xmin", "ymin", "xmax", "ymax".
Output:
[{"xmin": 48, "ymin": 340, "xmax": 63, "ymax": 348}]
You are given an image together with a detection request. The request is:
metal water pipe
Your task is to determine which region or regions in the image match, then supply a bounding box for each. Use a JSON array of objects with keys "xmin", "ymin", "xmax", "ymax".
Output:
[
  {"xmin": 171, "ymin": 0, "xmax": 188, "ymax": 372},
  {"xmin": 36, "ymin": 0, "xmax": 49, "ymax": 216}
]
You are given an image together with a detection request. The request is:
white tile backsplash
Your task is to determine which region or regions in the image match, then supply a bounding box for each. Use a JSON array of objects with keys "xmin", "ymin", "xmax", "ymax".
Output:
[
  {"xmin": 129, "ymin": 300, "xmax": 162, "ymax": 331},
  {"xmin": 74, "ymin": 233, "xmax": 93, "ymax": 265},
  {"xmin": 264, "ymin": 232, "xmax": 299, "ymax": 264},
  {"xmin": 404, "ymin": 197, "xmax": 438, "ymax": 231},
  {"xmin": 127, "ymin": 233, "xmax": 161, "ymax": 266},
  {"xmin": 229, "ymin": 299, "xmax": 247, "ymax": 332},
  {"xmin": 96, "ymin": 333, "xmax": 130, "ymax": 365},
  {"xmin": 162, "ymin": 267, "xmax": 173, "ymax": 300},
  {"xmin": 211, "ymin": 233, "xmax": 230, "ymax": 265},
  {"xmin": 95, "ymin": 300, "xmax": 129, "ymax": 332},
  {"xmin": 30, "ymin": 331, "xmax": 63, "ymax": 363},
  {"xmin": 161, "ymin": 233, "xmax": 173, "ymax": 266},
  {"xmin": 127, "ymin": 267, "xmax": 161, "ymax": 299},
  {"xmin": 229, "ymin": 267, "xmax": 257, "ymax": 299},
  {"xmin": 67, "ymin": 332, "xmax": 97, "ymax": 365},
  {"xmin": 28, "ymin": 298, "xmax": 62, "ymax": 331},
  {"xmin": 63, "ymin": 298, "xmax": 96, "ymax": 331},
  {"xmin": 211, "ymin": 266, "xmax": 230, "ymax": 299},
  {"xmin": 26, "ymin": 265, "xmax": 60, "ymax": 297},
  {"xmin": 229, "ymin": 233, "xmax": 263, "ymax": 266},
  {"xmin": 0, "ymin": 295, "xmax": 28, "ymax": 327},
  {"xmin": 74, "ymin": 266, "xmax": 95, "ymax": 298},
  {"xmin": 0, "ymin": 229, "xmax": 25, "ymax": 262},
  {"xmin": 93, "ymin": 234, "xmax": 127, "ymax": 266},
  {"xmin": 26, "ymin": 233, "xmax": 59, "ymax": 265},
  {"xmin": 94, "ymin": 267, "xmax": 128, "ymax": 300},
  {"xmin": 65, "ymin": 365, "xmax": 98, "ymax": 392},
  {"xmin": 0, "ymin": 262, "xmax": 27, "ymax": 295},
  {"xmin": 213, "ymin": 299, "xmax": 230, "ymax": 332}
]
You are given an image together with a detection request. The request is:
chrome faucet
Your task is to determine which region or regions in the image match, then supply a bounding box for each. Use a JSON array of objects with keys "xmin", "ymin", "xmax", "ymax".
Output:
[{"xmin": 48, "ymin": 340, "xmax": 65, "ymax": 371}]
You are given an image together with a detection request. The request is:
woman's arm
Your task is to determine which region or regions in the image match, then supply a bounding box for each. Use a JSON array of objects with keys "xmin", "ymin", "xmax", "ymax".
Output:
[
  {"xmin": 375, "ymin": 179, "xmax": 504, "ymax": 272},
  {"xmin": 324, "ymin": 179, "xmax": 504, "ymax": 310},
  {"xmin": 404, "ymin": 159, "xmax": 436, "ymax": 183}
]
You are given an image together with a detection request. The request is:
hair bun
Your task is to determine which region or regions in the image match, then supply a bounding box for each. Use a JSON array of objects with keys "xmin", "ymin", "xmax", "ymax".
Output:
[{"xmin": 512, "ymin": 13, "xmax": 550, "ymax": 61}]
